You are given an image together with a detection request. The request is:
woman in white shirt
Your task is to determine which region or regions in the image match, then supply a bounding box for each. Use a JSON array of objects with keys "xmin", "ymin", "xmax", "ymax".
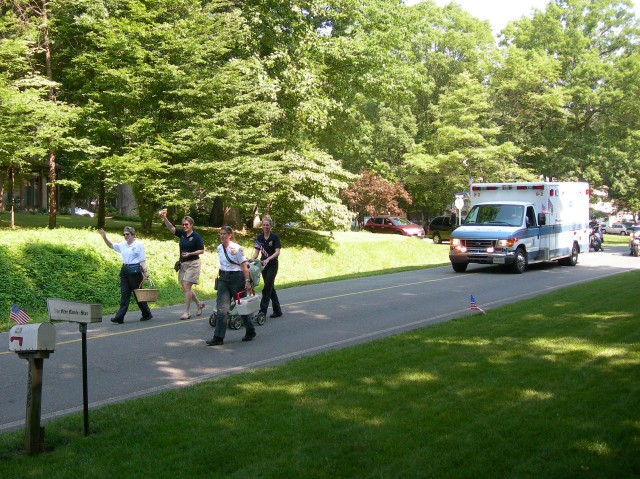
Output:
[
  {"xmin": 206, "ymin": 226, "xmax": 256, "ymax": 346},
  {"xmin": 99, "ymin": 226, "xmax": 153, "ymax": 324}
]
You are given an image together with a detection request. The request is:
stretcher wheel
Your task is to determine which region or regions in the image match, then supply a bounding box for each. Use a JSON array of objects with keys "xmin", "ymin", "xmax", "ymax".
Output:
[
  {"xmin": 230, "ymin": 316, "xmax": 242, "ymax": 330},
  {"xmin": 255, "ymin": 313, "xmax": 266, "ymax": 326},
  {"xmin": 208, "ymin": 312, "xmax": 216, "ymax": 327}
]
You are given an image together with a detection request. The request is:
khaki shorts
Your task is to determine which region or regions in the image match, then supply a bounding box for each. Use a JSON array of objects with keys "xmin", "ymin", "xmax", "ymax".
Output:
[{"xmin": 178, "ymin": 259, "xmax": 201, "ymax": 285}]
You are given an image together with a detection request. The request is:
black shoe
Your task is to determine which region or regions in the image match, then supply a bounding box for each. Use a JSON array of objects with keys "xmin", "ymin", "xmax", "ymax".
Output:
[
  {"xmin": 270, "ymin": 312, "xmax": 282, "ymax": 318},
  {"xmin": 206, "ymin": 336, "xmax": 224, "ymax": 346},
  {"xmin": 140, "ymin": 315, "xmax": 152, "ymax": 322},
  {"xmin": 242, "ymin": 330, "xmax": 257, "ymax": 342},
  {"xmin": 110, "ymin": 317, "xmax": 124, "ymax": 324}
]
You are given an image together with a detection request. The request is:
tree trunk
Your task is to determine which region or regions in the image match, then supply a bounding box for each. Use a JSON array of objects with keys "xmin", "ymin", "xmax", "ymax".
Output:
[
  {"xmin": 42, "ymin": 0, "xmax": 57, "ymax": 229},
  {"xmin": 0, "ymin": 169, "xmax": 4, "ymax": 213},
  {"xmin": 97, "ymin": 173, "xmax": 106, "ymax": 229},
  {"xmin": 224, "ymin": 205, "xmax": 239, "ymax": 228},
  {"xmin": 134, "ymin": 189, "xmax": 154, "ymax": 233},
  {"xmin": 209, "ymin": 197, "xmax": 224, "ymax": 227},
  {"xmin": 9, "ymin": 167, "xmax": 15, "ymax": 229},
  {"xmin": 47, "ymin": 149, "xmax": 57, "ymax": 229}
]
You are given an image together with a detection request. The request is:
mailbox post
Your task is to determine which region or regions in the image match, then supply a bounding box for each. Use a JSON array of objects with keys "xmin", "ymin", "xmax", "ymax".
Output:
[
  {"xmin": 46, "ymin": 299, "xmax": 102, "ymax": 436},
  {"xmin": 9, "ymin": 323, "xmax": 57, "ymax": 454}
]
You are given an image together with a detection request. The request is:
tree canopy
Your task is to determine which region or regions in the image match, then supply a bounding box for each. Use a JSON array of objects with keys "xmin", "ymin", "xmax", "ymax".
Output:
[{"xmin": 1, "ymin": 0, "xmax": 639, "ymax": 229}]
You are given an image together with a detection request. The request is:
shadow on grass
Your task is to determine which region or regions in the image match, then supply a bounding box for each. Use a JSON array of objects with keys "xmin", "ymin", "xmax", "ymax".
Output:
[{"xmin": 2, "ymin": 290, "xmax": 637, "ymax": 477}]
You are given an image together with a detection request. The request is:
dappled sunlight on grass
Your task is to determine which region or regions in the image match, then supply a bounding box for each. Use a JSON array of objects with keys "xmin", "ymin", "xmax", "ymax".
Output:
[
  {"xmin": 236, "ymin": 380, "xmax": 337, "ymax": 396},
  {"xmin": 529, "ymin": 337, "xmax": 632, "ymax": 362},
  {"xmin": 518, "ymin": 388, "xmax": 554, "ymax": 401},
  {"xmin": 425, "ymin": 337, "xmax": 494, "ymax": 347},
  {"xmin": 396, "ymin": 371, "xmax": 438, "ymax": 383},
  {"xmin": 575, "ymin": 439, "xmax": 612, "ymax": 456},
  {"xmin": 328, "ymin": 406, "xmax": 385, "ymax": 426}
]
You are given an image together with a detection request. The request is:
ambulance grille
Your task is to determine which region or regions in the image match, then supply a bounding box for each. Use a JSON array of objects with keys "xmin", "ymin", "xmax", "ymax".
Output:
[{"xmin": 461, "ymin": 239, "xmax": 494, "ymax": 248}]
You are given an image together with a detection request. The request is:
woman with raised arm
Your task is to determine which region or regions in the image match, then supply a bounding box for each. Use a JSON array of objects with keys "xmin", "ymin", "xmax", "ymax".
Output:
[
  {"xmin": 159, "ymin": 211, "xmax": 206, "ymax": 320},
  {"xmin": 98, "ymin": 226, "xmax": 152, "ymax": 324}
]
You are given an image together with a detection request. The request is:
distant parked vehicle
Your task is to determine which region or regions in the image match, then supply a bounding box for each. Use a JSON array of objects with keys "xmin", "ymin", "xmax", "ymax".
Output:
[
  {"xmin": 74, "ymin": 207, "xmax": 94, "ymax": 218},
  {"xmin": 363, "ymin": 216, "xmax": 425, "ymax": 237},
  {"xmin": 602, "ymin": 223, "xmax": 628, "ymax": 235},
  {"xmin": 426, "ymin": 216, "xmax": 457, "ymax": 244}
]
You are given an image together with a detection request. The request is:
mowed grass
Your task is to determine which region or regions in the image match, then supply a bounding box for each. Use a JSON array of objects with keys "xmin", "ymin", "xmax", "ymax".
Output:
[{"xmin": 1, "ymin": 271, "xmax": 638, "ymax": 478}]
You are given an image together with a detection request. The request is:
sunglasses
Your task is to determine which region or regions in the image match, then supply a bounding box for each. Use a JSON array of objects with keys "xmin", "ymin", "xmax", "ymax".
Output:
[
  {"xmin": 221, "ymin": 225, "xmax": 232, "ymax": 232},
  {"xmin": 123, "ymin": 233, "xmax": 131, "ymax": 236},
  {"xmin": 182, "ymin": 223, "xmax": 191, "ymax": 227}
]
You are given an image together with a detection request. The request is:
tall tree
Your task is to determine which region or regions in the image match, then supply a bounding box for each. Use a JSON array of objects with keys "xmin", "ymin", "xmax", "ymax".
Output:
[
  {"xmin": 0, "ymin": 0, "xmax": 79, "ymax": 228},
  {"xmin": 403, "ymin": 71, "xmax": 530, "ymax": 213},
  {"xmin": 501, "ymin": 0, "xmax": 640, "ymax": 187}
]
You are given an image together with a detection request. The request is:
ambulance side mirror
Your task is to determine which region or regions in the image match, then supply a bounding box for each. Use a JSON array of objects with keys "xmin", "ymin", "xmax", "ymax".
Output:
[{"xmin": 538, "ymin": 213, "xmax": 546, "ymax": 226}]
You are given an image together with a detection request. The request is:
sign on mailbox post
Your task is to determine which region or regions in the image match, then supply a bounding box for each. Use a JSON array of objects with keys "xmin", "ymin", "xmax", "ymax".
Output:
[
  {"xmin": 46, "ymin": 299, "xmax": 102, "ymax": 323},
  {"xmin": 46, "ymin": 298, "xmax": 102, "ymax": 437}
]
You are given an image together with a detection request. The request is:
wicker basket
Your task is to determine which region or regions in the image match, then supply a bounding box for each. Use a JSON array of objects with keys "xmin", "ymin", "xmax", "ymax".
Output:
[{"xmin": 134, "ymin": 278, "xmax": 160, "ymax": 303}]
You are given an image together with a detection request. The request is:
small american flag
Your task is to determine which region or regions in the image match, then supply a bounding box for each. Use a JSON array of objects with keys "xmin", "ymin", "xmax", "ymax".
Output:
[
  {"xmin": 10, "ymin": 304, "xmax": 31, "ymax": 325},
  {"xmin": 470, "ymin": 295, "xmax": 485, "ymax": 314},
  {"xmin": 547, "ymin": 198, "xmax": 554, "ymax": 214}
]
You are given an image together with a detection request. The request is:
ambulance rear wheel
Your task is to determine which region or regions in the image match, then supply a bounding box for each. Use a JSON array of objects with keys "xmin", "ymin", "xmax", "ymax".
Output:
[
  {"xmin": 512, "ymin": 247, "xmax": 526, "ymax": 274},
  {"xmin": 560, "ymin": 243, "xmax": 579, "ymax": 266},
  {"xmin": 433, "ymin": 233, "xmax": 442, "ymax": 244},
  {"xmin": 451, "ymin": 262, "xmax": 468, "ymax": 273}
]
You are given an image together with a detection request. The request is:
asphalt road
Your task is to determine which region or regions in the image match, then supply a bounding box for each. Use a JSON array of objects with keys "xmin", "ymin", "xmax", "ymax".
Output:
[{"xmin": 1, "ymin": 244, "xmax": 638, "ymax": 432}]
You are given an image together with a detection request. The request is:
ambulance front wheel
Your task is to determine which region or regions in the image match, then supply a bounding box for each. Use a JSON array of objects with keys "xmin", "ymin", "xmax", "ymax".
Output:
[
  {"xmin": 511, "ymin": 247, "xmax": 527, "ymax": 274},
  {"xmin": 451, "ymin": 262, "xmax": 468, "ymax": 273}
]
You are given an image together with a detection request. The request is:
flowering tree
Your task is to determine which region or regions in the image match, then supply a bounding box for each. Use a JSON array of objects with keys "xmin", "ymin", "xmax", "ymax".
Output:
[{"xmin": 341, "ymin": 170, "xmax": 412, "ymax": 220}]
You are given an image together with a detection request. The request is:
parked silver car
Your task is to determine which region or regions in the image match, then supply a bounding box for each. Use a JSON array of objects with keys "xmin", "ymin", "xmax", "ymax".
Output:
[{"xmin": 602, "ymin": 223, "xmax": 628, "ymax": 235}]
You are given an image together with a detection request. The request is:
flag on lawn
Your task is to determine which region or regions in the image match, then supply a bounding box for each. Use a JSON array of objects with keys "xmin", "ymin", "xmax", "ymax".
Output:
[
  {"xmin": 470, "ymin": 295, "xmax": 485, "ymax": 314},
  {"xmin": 10, "ymin": 304, "xmax": 31, "ymax": 325}
]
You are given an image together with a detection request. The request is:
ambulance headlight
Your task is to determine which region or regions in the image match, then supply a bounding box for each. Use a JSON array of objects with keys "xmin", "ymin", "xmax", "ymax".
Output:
[
  {"xmin": 498, "ymin": 238, "xmax": 516, "ymax": 247},
  {"xmin": 451, "ymin": 238, "xmax": 461, "ymax": 246}
]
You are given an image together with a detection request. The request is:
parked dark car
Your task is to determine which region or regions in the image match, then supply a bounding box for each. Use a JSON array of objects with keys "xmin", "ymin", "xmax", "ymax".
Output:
[
  {"xmin": 427, "ymin": 215, "xmax": 458, "ymax": 244},
  {"xmin": 363, "ymin": 216, "xmax": 425, "ymax": 237}
]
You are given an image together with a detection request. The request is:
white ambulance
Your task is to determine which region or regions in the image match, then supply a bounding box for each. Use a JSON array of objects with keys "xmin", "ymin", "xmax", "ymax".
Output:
[{"xmin": 449, "ymin": 182, "xmax": 590, "ymax": 273}]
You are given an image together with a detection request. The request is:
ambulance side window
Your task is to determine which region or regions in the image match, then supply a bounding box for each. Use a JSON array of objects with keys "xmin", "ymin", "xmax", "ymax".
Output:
[{"xmin": 526, "ymin": 206, "xmax": 537, "ymax": 227}]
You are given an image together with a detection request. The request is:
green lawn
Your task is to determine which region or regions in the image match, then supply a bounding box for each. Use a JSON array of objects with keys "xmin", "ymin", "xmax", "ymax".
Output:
[{"xmin": 1, "ymin": 271, "xmax": 638, "ymax": 478}]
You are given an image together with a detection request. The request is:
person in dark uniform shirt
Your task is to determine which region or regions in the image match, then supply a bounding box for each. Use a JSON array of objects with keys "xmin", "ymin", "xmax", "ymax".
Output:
[{"xmin": 252, "ymin": 217, "xmax": 282, "ymax": 321}]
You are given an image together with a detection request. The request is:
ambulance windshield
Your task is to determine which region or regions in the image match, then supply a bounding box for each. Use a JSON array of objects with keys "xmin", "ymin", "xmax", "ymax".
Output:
[{"xmin": 464, "ymin": 204, "xmax": 524, "ymax": 227}]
